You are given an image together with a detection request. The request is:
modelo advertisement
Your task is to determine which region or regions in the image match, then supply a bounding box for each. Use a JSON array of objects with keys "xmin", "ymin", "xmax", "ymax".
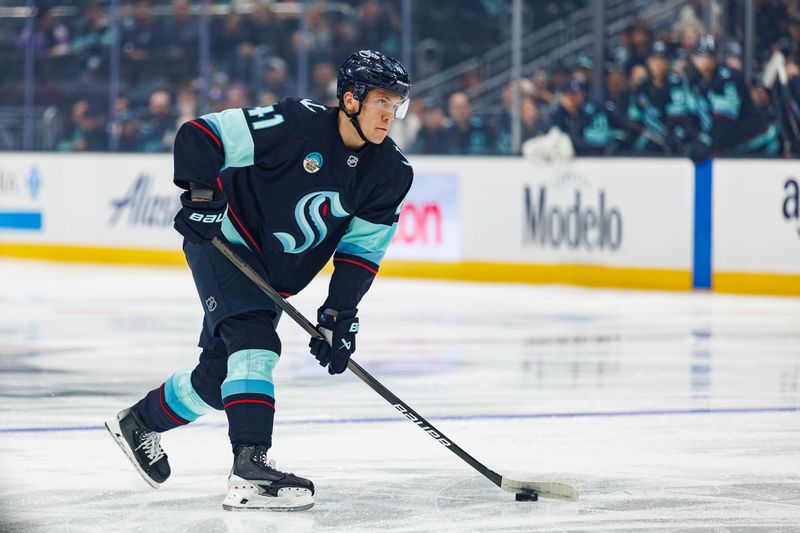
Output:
[
  {"xmin": 458, "ymin": 158, "xmax": 695, "ymax": 269},
  {"xmin": 713, "ymin": 160, "xmax": 800, "ymax": 274}
]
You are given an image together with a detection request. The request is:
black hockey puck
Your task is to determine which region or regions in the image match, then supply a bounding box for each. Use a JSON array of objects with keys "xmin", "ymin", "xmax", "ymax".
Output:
[{"xmin": 515, "ymin": 492, "xmax": 537, "ymax": 502}]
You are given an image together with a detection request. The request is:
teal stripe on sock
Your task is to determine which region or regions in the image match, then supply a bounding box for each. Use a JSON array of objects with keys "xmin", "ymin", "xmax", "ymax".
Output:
[
  {"xmin": 221, "ymin": 349, "xmax": 279, "ymax": 400},
  {"xmin": 164, "ymin": 369, "xmax": 213, "ymax": 421},
  {"xmin": 221, "ymin": 379, "xmax": 275, "ymax": 399}
]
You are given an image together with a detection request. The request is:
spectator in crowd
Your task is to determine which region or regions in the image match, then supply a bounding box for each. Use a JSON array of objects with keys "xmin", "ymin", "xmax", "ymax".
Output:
[
  {"xmin": 291, "ymin": 2, "xmax": 333, "ymax": 65},
  {"xmin": 212, "ymin": 11, "xmax": 252, "ymax": 84},
  {"xmin": 496, "ymin": 95, "xmax": 549, "ymax": 155},
  {"xmin": 71, "ymin": 1, "xmax": 111, "ymax": 82},
  {"xmin": 442, "ymin": 91, "xmax": 494, "ymax": 155},
  {"xmin": 331, "ymin": 12, "xmax": 360, "ymax": 62},
  {"xmin": 256, "ymin": 91, "xmax": 278, "ymax": 107},
  {"xmin": 21, "ymin": 6, "xmax": 72, "ymax": 85},
  {"xmin": 625, "ymin": 21, "xmax": 653, "ymax": 73},
  {"xmin": 224, "ymin": 83, "xmax": 251, "ymax": 109},
  {"xmin": 138, "ymin": 89, "xmax": 176, "ymax": 153},
  {"xmin": 722, "ymin": 41, "xmax": 743, "ymax": 72},
  {"xmin": 310, "ymin": 61, "xmax": 338, "ymax": 105},
  {"xmin": 687, "ymin": 35, "xmax": 779, "ymax": 161},
  {"xmin": 247, "ymin": 1, "xmax": 291, "ymax": 62},
  {"xmin": 777, "ymin": 13, "xmax": 800, "ymax": 62},
  {"xmin": 30, "ymin": 7, "xmax": 71, "ymax": 60},
  {"xmin": 121, "ymin": 0, "xmax": 163, "ymax": 85},
  {"xmin": 627, "ymin": 41, "xmax": 690, "ymax": 155},
  {"xmin": 531, "ymin": 69, "xmax": 556, "ymax": 110},
  {"xmin": 358, "ymin": 0, "xmax": 399, "ymax": 56},
  {"xmin": 495, "ymin": 80, "xmax": 546, "ymax": 153},
  {"xmin": 56, "ymin": 100, "xmax": 106, "ymax": 152},
  {"xmin": 573, "ymin": 52, "xmax": 594, "ymax": 92},
  {"xmin": 629, "ymin": 63, "xmax": 649, "ymax": 89},
  {"xmin": 552, "ymin": 80, "xmax": 626, "ymax": 155},
  {"xmin": 605, "ymin": 62, "xmax": 630, "ymax": 112},
  {"xmin": 14, "ymin": 0, "xmax": 800, "ymax": 159},
  {"xmin": 118, "ymin": 111, "xmax": 142, "ymax": 152},
  {"xmin": 750, "ymin": 77, "xmax": 776, "ymax": 124},
  {"xmin": 259, "ymin": 57, "xmax": 297, "ymax": 100},
  {"xmin": 412, "ymin": 100, "xmax": 450, "ymax": 154},
  {"xmin": 160, "ymin": 0, "xmax": 199, "ymax": 84},
  {"xmin": 175, "ymin": 85, "xmax": 198, "ymax": 128}
]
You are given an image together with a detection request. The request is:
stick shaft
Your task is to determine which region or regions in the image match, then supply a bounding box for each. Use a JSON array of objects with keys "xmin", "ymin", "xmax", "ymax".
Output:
[{"xmin": 211, "ymin": 237, "xmax": 503, "ymax": 488}]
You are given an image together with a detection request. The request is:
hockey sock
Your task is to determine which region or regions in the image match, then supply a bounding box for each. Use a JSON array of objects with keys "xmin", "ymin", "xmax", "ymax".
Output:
[
  {"xmin": 221, "ymin": 348, "xmax": 278, "ymax": 448},
  {"xmin": 135, "ymin": 367, "xmax": 215, "ymax": 432}
]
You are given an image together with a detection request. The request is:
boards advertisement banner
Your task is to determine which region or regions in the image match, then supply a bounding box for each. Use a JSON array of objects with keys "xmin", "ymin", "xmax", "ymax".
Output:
[
  {"xmin": 713, "ymin": 160, "xmax": 800, "ymax": 274},
  {"xmin": 456, "ymin": 158, "xmax": 695, "ymax": 270}
]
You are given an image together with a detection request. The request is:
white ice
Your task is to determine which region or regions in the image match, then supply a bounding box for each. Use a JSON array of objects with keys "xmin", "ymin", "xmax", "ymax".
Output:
[{"xmin": 0, "ymin": 259, "xmax": 799, "ymax": 532}]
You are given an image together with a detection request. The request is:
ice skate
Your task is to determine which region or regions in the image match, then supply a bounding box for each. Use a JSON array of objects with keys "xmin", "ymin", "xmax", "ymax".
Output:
[
  {"xmin": 105, "ymin": 407, "xmax": 171, "ymax": 488},
  {"xmin": 223, "ymin": 444, "xmax": 315, "ymax": 511}
]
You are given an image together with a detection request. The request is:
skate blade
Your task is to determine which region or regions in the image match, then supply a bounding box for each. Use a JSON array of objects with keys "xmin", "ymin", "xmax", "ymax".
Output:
[
  {"xmin": 104, "ymin": 412, "xmax": 162, "ymax": 490},
  {"xmin": 223, "ymin": 477, "xmax": 314, "ymax": 512}
]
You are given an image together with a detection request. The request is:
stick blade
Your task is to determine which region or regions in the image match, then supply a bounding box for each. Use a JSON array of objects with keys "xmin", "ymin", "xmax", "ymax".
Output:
[{"xmin": 500, "ymin": 476, "xmax": 579, "ymax": 501}]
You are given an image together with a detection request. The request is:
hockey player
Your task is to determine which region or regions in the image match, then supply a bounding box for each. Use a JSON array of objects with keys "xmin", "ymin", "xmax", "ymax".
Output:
[
  {"xmin": 551, "ymin": 79, "xmax": 627, "ymax": 155},
  {"xmin": 687, "ymin": 35, "xmax": 780, "ymax": 162},
  {"xmin": 627, "ymin": 41, "xmax": 692, "ymax": 155},
  {"xmin": 105, "ymin": 50, "xmax": 413, "ymax": 511}
]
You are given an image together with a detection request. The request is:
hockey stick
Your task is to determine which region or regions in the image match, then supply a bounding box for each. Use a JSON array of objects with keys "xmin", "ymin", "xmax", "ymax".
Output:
[{"xmin": 211, "ymin": 236, "xmax": 578, "ymax": 502}]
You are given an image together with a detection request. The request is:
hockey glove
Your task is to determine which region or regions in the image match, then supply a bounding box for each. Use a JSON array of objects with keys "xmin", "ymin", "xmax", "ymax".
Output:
[
  {"xmin": 309, "ymin": 308, "xmax": 358, "ymax": 375},
  {"xmin": 173, "ymin": 191, "xmax": 227, "ymax": 244}
]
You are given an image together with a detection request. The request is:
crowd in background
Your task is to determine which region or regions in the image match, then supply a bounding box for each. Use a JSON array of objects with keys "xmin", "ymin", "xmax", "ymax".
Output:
[{"xmin": 2, "ymin": 0, "xmax": 800, "ymax": 159}]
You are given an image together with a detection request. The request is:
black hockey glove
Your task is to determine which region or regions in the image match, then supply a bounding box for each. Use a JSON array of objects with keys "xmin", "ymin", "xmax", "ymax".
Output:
[
  {"xmin": 309, "ymin": 308, "xmax": 358, "ymax": 375},
  {"xmin": 173, "ymin": 190, "xmax": 227, "ymax": 244}
]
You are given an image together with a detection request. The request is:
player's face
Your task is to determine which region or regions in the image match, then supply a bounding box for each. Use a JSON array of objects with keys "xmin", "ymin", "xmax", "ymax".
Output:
[
  {"xmin": 358, "ymin": 89, "xmax": 405, "ymax": 143},
  {"xmin": 692, "ymin": 54, "xmax": 716, "ymax": 77}
]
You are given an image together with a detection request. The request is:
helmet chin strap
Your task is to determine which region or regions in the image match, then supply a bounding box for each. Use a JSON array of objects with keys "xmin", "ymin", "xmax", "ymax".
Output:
[{"xmin": 340, "ymin": 100, "xmax": 371, "ymax": 145}]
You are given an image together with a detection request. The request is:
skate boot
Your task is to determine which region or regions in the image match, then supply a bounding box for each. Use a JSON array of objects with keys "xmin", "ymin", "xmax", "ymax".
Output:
[
  {"xmin": 223, "ymin": 444, "xmax": 315, "ymax": 511},
  {"xmin": 105, "ymin": 407, "xmax": 171, "ymax": 488}
]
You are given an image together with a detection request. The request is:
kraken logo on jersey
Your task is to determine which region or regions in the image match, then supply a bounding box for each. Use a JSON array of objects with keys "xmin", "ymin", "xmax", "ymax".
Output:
[{"xmin": 274, "ymin": 191, "xmax": 349, "ymax": 254}]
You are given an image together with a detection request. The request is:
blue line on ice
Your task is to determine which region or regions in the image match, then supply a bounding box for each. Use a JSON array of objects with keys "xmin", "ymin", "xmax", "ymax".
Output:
[{"xmin": 0, "ymin": 406, "xmax": 797, "ymax": 434}]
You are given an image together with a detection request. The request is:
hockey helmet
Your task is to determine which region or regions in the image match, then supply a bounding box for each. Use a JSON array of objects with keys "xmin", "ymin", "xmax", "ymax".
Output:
[
  {"xmin": 337, "ymin": 50, "xmax": 411, "ymax": 118},
  {"xmin": 692, "ymin": 35, "xmax": 717, "ymax": 57}
]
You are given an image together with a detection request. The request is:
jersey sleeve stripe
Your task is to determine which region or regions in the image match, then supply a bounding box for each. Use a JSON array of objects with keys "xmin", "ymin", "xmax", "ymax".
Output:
[
  {"xmin": 334, "ymin": 257, "xmax": 379, "ymax": 275},
  {"xmin": 226, "ymin": 204, "xmax": 263, "ymax": 254},
  {"xmin": 335, "ymin": 242, "xmax": 386, "ymax": 265},
  {"xmin": 201, "ymin": 109, "xmax": 255, "ymax": 169},
  {"xmin": 188, "ymin": 119, "xmax": 221, "ymax": 149},
  {"xmin": 336, "ymin": 216, "xmax": 396, "ymax": 266}
]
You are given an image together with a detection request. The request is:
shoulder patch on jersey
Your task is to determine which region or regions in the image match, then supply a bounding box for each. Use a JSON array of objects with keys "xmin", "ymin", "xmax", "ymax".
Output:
[{"xmin": 299, "ymin": 99, "xmax": 328, "ymax": 113}]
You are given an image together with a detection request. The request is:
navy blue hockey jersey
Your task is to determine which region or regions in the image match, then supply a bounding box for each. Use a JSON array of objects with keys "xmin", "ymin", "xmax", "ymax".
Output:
[
  {"xmin": 172, "ymin": 98, "xmax": 414, "ymax": 311},
  {"xmin": 688, "ymin": 66, "xmax": 779, "ymax": 156}
]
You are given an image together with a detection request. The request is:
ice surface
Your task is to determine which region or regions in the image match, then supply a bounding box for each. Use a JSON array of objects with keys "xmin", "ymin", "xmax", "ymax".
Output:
[{"xmin": 1, "ymin": 259, "xmax": 799, "ymax": 532}]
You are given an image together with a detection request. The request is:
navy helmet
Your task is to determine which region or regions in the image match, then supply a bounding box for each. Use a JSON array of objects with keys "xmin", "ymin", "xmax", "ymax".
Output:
[
  {"xmin": 337, "ymin": 50, "xmax": 411, "ymax": 118},
  {"xmin": 692, "ymin": 35, "xmax": 717, "ymax": 57},
  {"xmin": 651, "ymin": 40, "xmax": 670, "ymax": 58}
]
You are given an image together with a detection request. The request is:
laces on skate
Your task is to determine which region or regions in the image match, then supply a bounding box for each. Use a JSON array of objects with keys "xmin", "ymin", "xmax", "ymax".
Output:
[{"xmin": 135, "ymin": 431, "xmax": 166, "ymax": 465}]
